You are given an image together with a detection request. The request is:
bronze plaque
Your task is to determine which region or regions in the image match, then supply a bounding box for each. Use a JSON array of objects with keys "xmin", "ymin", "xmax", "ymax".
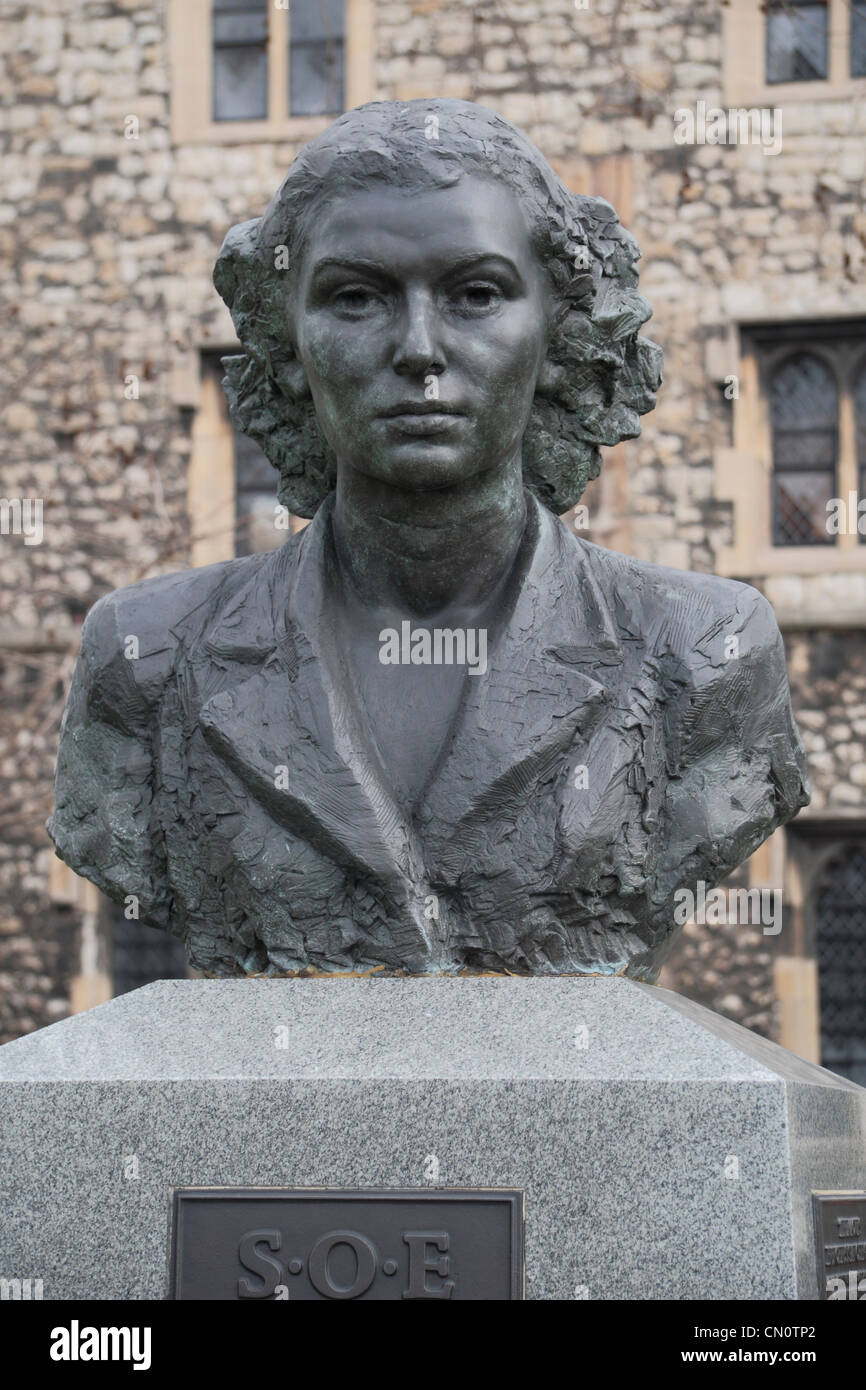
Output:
[
  {"xmin": 813, "ymin": 1191, "xmax": 866, "ymax": 1300},
  {"xmin": 170, "ymin": 1188, "xmax": 524, "ymax": 1300}
]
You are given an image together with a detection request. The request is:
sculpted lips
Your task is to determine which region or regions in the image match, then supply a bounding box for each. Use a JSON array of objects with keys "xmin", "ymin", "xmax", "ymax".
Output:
[{"xmin": 379, "ymin": 401, "xmax": 465, "ymax": 435}]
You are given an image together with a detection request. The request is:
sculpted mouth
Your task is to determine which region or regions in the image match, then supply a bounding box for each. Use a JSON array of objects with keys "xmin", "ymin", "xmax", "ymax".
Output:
[
  {"xmin": 380, "ymin": 402, "xmax": 464, "ymax": 417},
  {"xmin": 378, "ymin": 402, "xmax": 466, "ymax": 436}
]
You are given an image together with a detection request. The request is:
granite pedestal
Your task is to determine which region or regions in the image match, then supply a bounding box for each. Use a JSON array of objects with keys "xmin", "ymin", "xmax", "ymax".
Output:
[{"xmin": 1, "ymin": 977, "xmax": 864, "ymax": 1299}]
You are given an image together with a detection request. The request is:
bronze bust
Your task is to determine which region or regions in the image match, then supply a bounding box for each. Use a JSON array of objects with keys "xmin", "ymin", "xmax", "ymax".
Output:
[{"xmin": 48, "ymin": 100, "xmax": 809, "ymax": 978}]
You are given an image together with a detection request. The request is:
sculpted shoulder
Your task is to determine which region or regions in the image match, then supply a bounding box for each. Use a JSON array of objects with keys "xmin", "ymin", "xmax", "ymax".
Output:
[
  {"xmin": 564, "ymin": 529, "xmax": 809, "ymax": 826},
  {"xmin": 568, "ymin": 529, "xmax": 808, "ymax": 818},
  {"xmin": 570, "ymin": 532, "xmax": 783, "ymax": 675},
  {"xmin": 75, "ymin": 547, "xmax": 290, "ymax": 728}
]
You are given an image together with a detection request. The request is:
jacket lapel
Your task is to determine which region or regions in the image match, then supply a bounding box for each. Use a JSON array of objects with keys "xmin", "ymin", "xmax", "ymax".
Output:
[
  {"xmin": 418, "ymin": 498, "xmax": 624, "ymax": 869},
  {"xmin": 196, "ymin": 505, "xmax": 436, "ymax": 962}
]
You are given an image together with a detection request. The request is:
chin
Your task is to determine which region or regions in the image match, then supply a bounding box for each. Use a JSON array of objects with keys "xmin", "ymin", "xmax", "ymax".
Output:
[{"xmin": 366, "ymin": 451, "xmax": 488, "ymax": 491}]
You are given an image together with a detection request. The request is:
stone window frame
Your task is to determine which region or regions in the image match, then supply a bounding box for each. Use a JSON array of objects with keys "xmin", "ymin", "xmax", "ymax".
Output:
[
  {"xmin": 167, "ymin": 0, "xmax": 374, "ymax": 146},
  {"xmin": 714, "ymin": 318, "xmax": 866, "ymax": 596},
  {"xmin": 722, "ymin": 0, "xmax": 866, "ymax": 106}
]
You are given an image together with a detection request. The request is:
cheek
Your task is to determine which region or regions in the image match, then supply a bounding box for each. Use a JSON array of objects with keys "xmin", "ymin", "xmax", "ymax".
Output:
[
  {"xmin": 300, "ymin": 331, "xmax": 376, "ymax": 446},
  {"xmin": 478, "ymin": 331, "xmax": 545, "ymax": 409},
  {"xmin": 298, "ymin": 320, "xmax": 371, "ymax": 397},
  {"xmin": 475, "ymin": 304, "xmax": 547, "ymax": 387}
]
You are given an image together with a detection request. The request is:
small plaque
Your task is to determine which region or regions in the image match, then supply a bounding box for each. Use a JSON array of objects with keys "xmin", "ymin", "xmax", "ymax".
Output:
[
  {"xmin": 813, "ymin": 1191, "xmax": 866, "ymax": 1300},
  {"xmin": 170, "ymin": 1187, "xmax": 524, "ymax": 1300}
]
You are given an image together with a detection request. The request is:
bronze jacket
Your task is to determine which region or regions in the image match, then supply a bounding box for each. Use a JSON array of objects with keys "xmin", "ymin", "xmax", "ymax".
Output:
[{"xmin": 48, "ymin": 492, "xmax": 809, "ymax": 979}]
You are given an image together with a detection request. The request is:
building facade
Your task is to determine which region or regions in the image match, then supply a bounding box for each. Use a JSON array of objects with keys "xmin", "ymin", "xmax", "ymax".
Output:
[{"xmin": 2, "ymin": 0, "xmax": 865, "ymax": 1079}]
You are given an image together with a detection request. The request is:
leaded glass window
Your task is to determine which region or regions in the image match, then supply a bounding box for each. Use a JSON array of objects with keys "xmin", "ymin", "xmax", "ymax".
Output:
[
  {"xmin": 816, "ymin": 843, "xmax": 866, "ymax": 1085},
  {"xmin": 766, "ymin": 1, "xmax": 829, "ymax": 83},
  {"xmin": 771, "ymin": 352, "xmax": 837, "ymax": 545}
]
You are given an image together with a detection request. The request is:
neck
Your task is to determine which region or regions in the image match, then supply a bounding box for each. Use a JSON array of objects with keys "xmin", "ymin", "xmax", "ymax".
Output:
[{"xmin": 331, "ymin": 453, "xmax": 528, "ymax": 619}]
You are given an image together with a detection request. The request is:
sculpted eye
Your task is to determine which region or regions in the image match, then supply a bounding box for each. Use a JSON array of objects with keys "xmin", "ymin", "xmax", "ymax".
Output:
[
  {"xmin": 451, "ymin": 282, "xmax": 502, "ymax": 313},
  {"xmin": 331, "ymin": 286, "xmax": 380, "ymax": 313}
]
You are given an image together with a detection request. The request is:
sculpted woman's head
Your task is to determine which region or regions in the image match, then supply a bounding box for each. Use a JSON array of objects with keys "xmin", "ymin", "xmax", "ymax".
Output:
[{"xmin": 213, "ymin": 98, "xmax": 663, "ymax": 517}]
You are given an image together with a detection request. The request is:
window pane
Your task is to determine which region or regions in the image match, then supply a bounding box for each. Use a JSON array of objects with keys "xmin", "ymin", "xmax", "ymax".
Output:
[
  {"xmin": 773, "ymin": 470, "xmax": 836, "ymax": 545},
  {"xmin": 771, "ymin": 352, "xmax": 837, "ymax": 545},
  {"xmin": 237, "ymin": 491, "xmax": 286, "ymax": 554},
  {"xmin": 853, "ymin": 3, "xmax": 866, "ymax": 77},
  {"xmin": 766, "ymin": 2, "xmax": 828, "ymax": 83},
  {"xmin": 857, "ymin": 365, "xmax": 866, "ymax": 542},
  {"xmin": 290, "ymin": 0, "xmax": 344, "ymax": 115},
  {"xmin": 214, "ymin": 13, "xmax": 268, "ymax": 44},
  {"xmin": 291, "ymin": 0, "xmax": 344, "ymax": 41},
  {"xmin": 213, "ymin": 0, "xmax": 268, "ymax": 122},
  {"xmin": 771, "ymin": 352, "xmax": 837, "ymax": 431},
  {"xmin": 112, "ymin": 913, "xmax": 187, "ymax": 996},
  {"xmin": 235, "ymin": 430, "xmax": 283, "ymax": 555},
  {"xmin": 816, "ymin": 844, "xmax": 866, "ymax": 1086},
  {"xmin": 772, "ymin": 427, "xmax": 837, "ymax": 469},
  {"xmin": 857, "ymin": 365, "xmax": 866, "ymax": 464},
  {"xmin": 236, "ymin": 428, "xmax": 274, "ymax": 491}
]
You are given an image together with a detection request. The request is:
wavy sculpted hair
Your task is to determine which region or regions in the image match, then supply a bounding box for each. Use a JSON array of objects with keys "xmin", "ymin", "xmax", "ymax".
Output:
[{"xmin": 213, "ymin": 98, "xmax": 663, "ymax": 517}]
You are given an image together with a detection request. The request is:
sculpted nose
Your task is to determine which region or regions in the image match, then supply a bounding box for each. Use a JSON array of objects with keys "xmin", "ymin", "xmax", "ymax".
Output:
[{"xmin": 391, "ymin": 290, "xmax": 445, "ymax": 377}]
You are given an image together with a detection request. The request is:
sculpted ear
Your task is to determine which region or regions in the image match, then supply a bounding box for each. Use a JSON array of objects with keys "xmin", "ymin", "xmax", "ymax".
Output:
[
  {"xmin": 535, "ymin": 357, "xmax": 566, "ymax": 399},
  {"xmin": 277, "ymin": 355, "xmax": 312, "ymax": 402}
]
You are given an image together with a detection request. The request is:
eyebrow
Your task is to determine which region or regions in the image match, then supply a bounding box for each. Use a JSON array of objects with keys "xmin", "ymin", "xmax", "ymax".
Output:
[{"xmin": 309, "ymin": 252, "xmax": 524, "ymax": 281}]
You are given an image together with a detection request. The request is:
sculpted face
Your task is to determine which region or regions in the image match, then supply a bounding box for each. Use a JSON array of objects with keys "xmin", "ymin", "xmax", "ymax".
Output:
[{"xmin": 291, "ymin": 176, "xmax": 551, "ymax": 491}]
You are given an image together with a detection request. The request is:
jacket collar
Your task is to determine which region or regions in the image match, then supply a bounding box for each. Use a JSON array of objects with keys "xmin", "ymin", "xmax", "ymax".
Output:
[{"xmin": 198, "ymin": 492, "xmax": 623, "ymax": 898}]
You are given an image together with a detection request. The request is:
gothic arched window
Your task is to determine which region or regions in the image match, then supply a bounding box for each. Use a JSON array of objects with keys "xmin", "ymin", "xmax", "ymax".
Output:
[{"xmin": 771, "ymin": 352, "xmax": 837, "ymax": 546}]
